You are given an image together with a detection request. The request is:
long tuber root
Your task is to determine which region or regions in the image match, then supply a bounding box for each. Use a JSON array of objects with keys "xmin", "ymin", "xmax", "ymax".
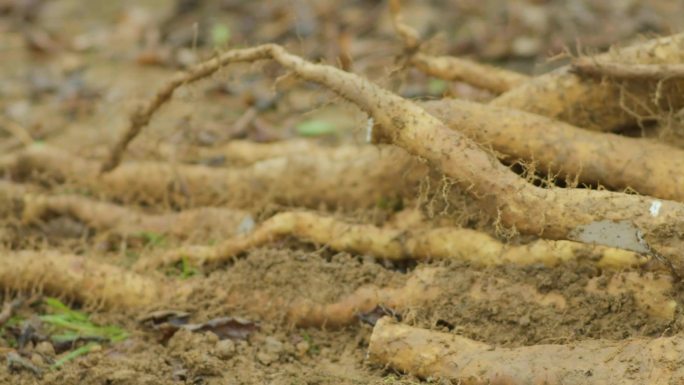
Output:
[
  {"xmin": 572, "ymin": 57, "xmax": 684, "ymax": 80},
  {"xmin": 100, "ymin": 43, "xmax": 684, "ymax": 273},
  {"xmin": 391, "ymin": 0, "xmax": 684, "ymax": 131},
  {"xmin": 139, "ymin": 139, "xmax": 322, "ymax": 167},
  {"xmin": 0, "ymin": 251, "xmax": 176, "ymax": 309},
  {"xmin": 0, "ymin": 188, "xmax": 253, "ymax": 241},
  {"xmin": 138, "ymin": 211, "xmax": 651, "ymax": 271},
  {"xmin": 368, "ymin": 318, "xmax": 684, "ymax": 384},
  {"xmin": 2, "ymin": 144, "xmax": 425, "ymax": 209},
  {"xmin": 420, "ymin": 99, "xmax": 684, "ymax": 202},
  {"xmin": 389, "ymin": 0, "xmax": 529, "ymax": 94},
  {"xmin": 492, "ymin": 33, "xmax": 684, "ymax": 131}
]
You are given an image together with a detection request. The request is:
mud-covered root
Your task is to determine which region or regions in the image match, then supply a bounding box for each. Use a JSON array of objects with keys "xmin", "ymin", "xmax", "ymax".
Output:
[
  {"xmin": 97, "ymin": 42, "xmax": 684, "ymax": 273},
  {"xmin": 389, "ymin": 0, "xmax": 528, "ymax": 94},
  {"xmin": 0, "ymin": 251, "xmax": 180, "ymax": 309},
  {"xmin": 420, "ymin": 99, "xmax": 684, "ymax": 202},
  {"xmin": 18, "ymin": 193, "xmax": 253, "ymax": 241},
  {"xmin": 138, "ymin": 211, "xmax": 651, "ymax": 271},
  {"xmin": 137, "ymin": 139, "xmax": 322, "ymax": 167},
  {"xmin": 2, "ymin": 144, "xmax": 426, "ymax": 209},
  {"xmin": 492, "ymin": 33, "xmax": 684, "ymax": 131},
  {"xmin": 286, "ymin": 267, "xmax": 441, "ymax": 328},
  {"xmin": 368, "ymin": 318, "xmax": 684, "ymax": 385},
  {"xmin": 572, "ymin": 57, "xmax": 684, "ymax": 80}
]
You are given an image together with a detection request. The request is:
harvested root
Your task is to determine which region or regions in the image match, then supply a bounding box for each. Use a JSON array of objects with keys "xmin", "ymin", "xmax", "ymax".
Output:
[
  {"xmin": 140, "ymin": 139, "xmax": 322, "ymax": 166},
  {"xmin": 0, "ymin": 251, "xmax": 175, "ymax": 309},
  {"xmin": 2, "ymin": 144, "xmax": 425, "ymax": 209},
  {"xmin": 100, "ymin": 43, "xmax": 684, "ymax": 272},
  {"xmin": 492, "ymin": 34, "xmax": 684, "ymax": 131},
  {"xmin": 285, "ymin": 266, "xmax": 441, "ymax": 328},
  {"xmin": 389, "ymin": 0, "xmax": 528, "ymax": 94},
  {"xmin": 572, "ymin": 57, "xmax": 684, "ymax": 80},
  {"xmin": 420, "ymin": 99, "xmax": 684, "ymax": 202},
  {"xmin": 8, "ymin": 191, "xmax": 252, "ymax": 241},
  {"xmin": 139, "ymin": 211, "xmax": 650, "ymax": 271},
  {"xmin": 585, "ymin": 272, "xmax": 677, "ymax": 320},
  {"xmin": 391, "ymin": 0, "xmax": 684, "ymax": 131},
  {"xmin": 368, "ymin": 318, "xmax": 684, "ymax": 384}
]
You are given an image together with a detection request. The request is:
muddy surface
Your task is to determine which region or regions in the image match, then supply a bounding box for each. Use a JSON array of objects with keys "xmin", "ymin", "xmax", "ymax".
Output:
[{"xmin": 1, "ymin": 1, "xmax": 684, "ymax": 384}]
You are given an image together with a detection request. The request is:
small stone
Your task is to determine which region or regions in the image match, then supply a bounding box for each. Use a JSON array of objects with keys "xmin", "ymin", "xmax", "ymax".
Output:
[
  {"xmin": 34, "ymin": 341, "xmax": 55, "ymax": 357},
  {"xmin": 256, "ymin": 351, "xmax": 276, "ymax": 365},
  {"xmin": 214, "ymin": 339, "xmax": 236, "ymax": 360},
  {"xmin": 263, "ymin": 337, "xmax": 283, "ymax": 355},
  {"xmin": 295, "ymin": 340, "xmax": 310, "ymax": 356},
  {"xmin": 30, "ymin": 353, "xmax": 45, "ymax": 367}
]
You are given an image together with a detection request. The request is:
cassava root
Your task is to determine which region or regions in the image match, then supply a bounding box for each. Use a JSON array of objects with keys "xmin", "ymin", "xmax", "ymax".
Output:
[
  {"xmin": 368, "ymin": 318, "xmax": 684, "ymax": 385},
  {"xmin": 420, "ymin": 99, "xmax": 684, "ymax": 202},
  {"xmin": 2, "ymin": 143, "xmax": 426, "ymax": 209},
  {"xmin": 389, "ymin": 0, "xmax": 529, "ymax": 94},
  {"xmin": 98, "ymin": 43, "xmax": 684, "ymax": 273},
  {"xmin": 0, "ymin": 183, "xmax": 252, "ymax": 241},
  {"xmin": 137, "ymin": 211, "xmax": 651, "ymax": 271},
  {"xmin": 392, "ymin": 0, "xmax": 684, "ymax": 131}
]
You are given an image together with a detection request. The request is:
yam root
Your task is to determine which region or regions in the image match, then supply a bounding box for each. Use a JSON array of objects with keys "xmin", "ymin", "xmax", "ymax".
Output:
[
  {"xmin": 420, "ymin": 99, "xmax": 684, "ymax": 202},
  {"xmin": 97, "ymin": 43, "xmax": 684, "ymax": 273},
  {"xmin": 391, "ymin": 0, "xmax": 684, "ymax": 131},
  {"xmin": 138, "ymin": 211, "xmax": 650, "ymax": 271},
  {"xmin": 389, "ymin": 0, "xmax": 528, "ymax": 94},
  {"xmin": 492, "ymin": 33, "xmax": 684, "ymax": 131},
  {"xmin": 0, "ymin": 251, "xmax": 175, "ymax": 309},
  {"xmin": 1, "ymin": 144, "xmax": 426, "ymax": 209},
  {"xmin": 139, "ymin": 139, "xmax": 322, "ymax": 167},
  {"xmin": 368, "ymin": 318, "xmax": 684, "ymax": 385},
  {"xmin": 572, "ymin": 57, "xmax": 684, "ymax": 80},
  {"xmin": 6, "ymin": 191, "xmax": 252, "ymax": 241}
]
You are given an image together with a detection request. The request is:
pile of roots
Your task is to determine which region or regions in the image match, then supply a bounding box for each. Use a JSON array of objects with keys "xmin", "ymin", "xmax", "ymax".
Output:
[{"xmin": 3, "ymin": 1, "xmax": 684, "ymax": 383}]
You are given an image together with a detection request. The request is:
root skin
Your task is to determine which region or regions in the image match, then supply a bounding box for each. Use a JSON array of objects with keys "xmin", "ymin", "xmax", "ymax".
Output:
[
  {"xmin": 368, "ymin": 318, "xmax": 684, "ymax": 385},
  {"xmin": 139, "ymin": 211, "xmax": 650, "ymax": 271}
]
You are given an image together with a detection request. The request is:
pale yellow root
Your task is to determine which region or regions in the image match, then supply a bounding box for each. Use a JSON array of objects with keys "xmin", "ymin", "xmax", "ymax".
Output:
[
  {"xmin": 0, "ymin": 251, "xmax": 177, "ymax": 309},
  {"xmin": 572, "ymin": 57, "xmax": 684, "ymax": 80},
  {"xmin": 420, "ymin": 99, "xmax": 684, "ymax": 202},
  {"xmin": 469, "ymin": 271, "xmax": 676, "ymax": 321},
  {"xmin": 368, "ymin": 318, "xmax": 684, "ymax": 385},
  {"xmin": 391, "ymin": 0, "xmax": 684, "ymax": 131},
  {"xmin": 1, "ymin": 144, "xmax": 426, "ymax": 209},
  {"xmin": 492, "ymin": 34, "xmax": 684, "ymax": 131},
  {"xmin": 135, "ymin": 139, "xmax": 322, "ymax": 167},
  {"xmin": 585, "ymin": 272, "xmax": 677, "ymax": 320},
  {"xmin": 137, "ymin": 211, "xmax": 650, "ymax": 271},
  {"xmin": 101, "ymin": 43, "xmax": 684, "ymax": 273},
  {"xmin": 389, "ymin": 0, "xmax": 528, "ymax": 94},
  {"xmin": 18, "ymin": 194, "xmax": 252, "ymax": 241}
]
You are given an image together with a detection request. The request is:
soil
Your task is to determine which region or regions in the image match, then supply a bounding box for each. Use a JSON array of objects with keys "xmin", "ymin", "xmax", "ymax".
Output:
[{"xmin": 1, "ymin": 0, "xmax": 683, "ymax": 384}]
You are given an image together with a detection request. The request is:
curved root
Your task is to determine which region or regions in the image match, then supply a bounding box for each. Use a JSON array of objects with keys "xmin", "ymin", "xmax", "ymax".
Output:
[
  {"xmin": 369, "ymin": 318, "xmax": 684, "ymax": 384},
  {"xmin": 137, "ymin": 211, "xmax": 650, "ymax": 271}
]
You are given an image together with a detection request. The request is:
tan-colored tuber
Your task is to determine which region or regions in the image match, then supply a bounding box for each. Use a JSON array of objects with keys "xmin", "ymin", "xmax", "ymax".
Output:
[
  {"xmin": 420, "ymin": 99, "xmax": 684, "ymax": 202},
  {"xmin": 137, "ymin": 211, "xmax": 650, "ymax": 271},
  {"xmin": 389, "ymin": 0, "xmax": 529, "ymax": 94},
  {"xmin": 368, "ymin": 318, "xmax": 684, "ymax": 385},
  {"xmin": 392, "ymin": 0, "xmax": 684, "ymax": 131},
  {"xmin": 98, "ymin": 43, "xmax": 684, "ymax": 273},
  {"xmin": 2, "ymin": 144, "xmax": 425, "ymax": 209}
]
